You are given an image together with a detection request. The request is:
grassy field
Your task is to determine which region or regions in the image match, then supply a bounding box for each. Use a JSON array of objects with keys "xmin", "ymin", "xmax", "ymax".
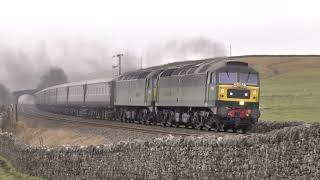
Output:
[
  {"xmin": 0, "ymin": 156, "xmax": 44, "ymax": 180},
  {"xmin": 240, "ymin": 56, "xmax": 320, "ymax": 122}
]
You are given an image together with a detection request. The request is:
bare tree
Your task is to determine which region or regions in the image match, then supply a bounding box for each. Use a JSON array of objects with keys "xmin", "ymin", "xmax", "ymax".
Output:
[{"xmin": 0, "ymin": 83, "xmax": 11, "ymax": 104}]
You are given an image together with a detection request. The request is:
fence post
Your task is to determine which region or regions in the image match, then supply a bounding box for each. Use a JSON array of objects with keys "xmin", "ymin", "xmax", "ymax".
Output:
[
  {"xmin": 0, "ymin": 113, "xmax": 2, "ymax": 133},
  {"xmin": 15, "ymin": 104, "xmax": 18, "ymax": 122}
]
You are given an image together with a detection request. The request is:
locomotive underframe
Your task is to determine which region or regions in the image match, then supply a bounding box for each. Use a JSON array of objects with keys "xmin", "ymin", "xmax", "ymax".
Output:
[{"xmin": 37, "ymin": 104, "xmax": 255, "ymax": 133}]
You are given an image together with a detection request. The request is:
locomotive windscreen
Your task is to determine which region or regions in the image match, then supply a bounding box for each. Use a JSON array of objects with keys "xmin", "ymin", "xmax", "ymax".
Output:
[
  {"xmin": 218, "ymin": 72, "xmax": 237, "ymax": 84},
  {"xmin": 218, "ymin": 72, "xmax": 258, "ymax": 85},
  {"xmin": 239, "ymin": 73, "xmax": 258, "ymax": 85}
]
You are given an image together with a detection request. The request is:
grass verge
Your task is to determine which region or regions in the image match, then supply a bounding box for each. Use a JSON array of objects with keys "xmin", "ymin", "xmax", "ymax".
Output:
[{"xmin": 0, "ymin": 155, "xmax": 44, "ymax": 180}]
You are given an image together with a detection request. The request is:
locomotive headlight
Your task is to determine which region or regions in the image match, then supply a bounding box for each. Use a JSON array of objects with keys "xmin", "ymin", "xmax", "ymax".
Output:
[
  {"xmin": 239, "ymin": 101, "xmax": 245, "ymax": 106},
  {"xmin": 230, "ymin": 92, "xmax": 233, "ymax": 96},
  {"xmin": 244, "ymin": 93, "xmax": 248, "ymax": 97}
]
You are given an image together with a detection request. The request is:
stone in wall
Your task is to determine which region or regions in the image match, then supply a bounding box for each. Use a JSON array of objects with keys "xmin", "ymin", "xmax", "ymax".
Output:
[{"xmin": 251, "ymin": 120, "xmax": 304, "ymax": 133}]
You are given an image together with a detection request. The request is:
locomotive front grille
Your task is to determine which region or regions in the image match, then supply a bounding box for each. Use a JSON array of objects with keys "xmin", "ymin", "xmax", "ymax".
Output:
[{"xmin": 227, "ymin": 89, "xmax": 250, "ymax": 99}]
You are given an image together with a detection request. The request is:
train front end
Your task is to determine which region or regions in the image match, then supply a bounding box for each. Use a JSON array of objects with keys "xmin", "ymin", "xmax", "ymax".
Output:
[{"xmin": 214, "ymin": 62, "xmax": 260, "ymax": 132}]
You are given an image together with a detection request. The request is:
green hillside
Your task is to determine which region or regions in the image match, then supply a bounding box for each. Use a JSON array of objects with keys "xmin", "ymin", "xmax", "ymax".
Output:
[{"xmin": 240, "ymin": 55, "xmax": 320, "ymax": 122}]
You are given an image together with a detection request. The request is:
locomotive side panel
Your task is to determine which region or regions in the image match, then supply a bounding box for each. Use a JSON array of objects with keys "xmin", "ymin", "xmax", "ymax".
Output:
[
  {"xmin": 157, "ymin": 76, "xmax": 180, "ymax": 106},
  {"xmin": 179, "ymin": 74, "xmax": 207, "ymax": 107},
  {"xmin": 128, "ymin": 79, "xmax": 147, "ymax": 106},
  {"xmin": 114, "ymin": 81, "xmax": 129, "ymax": 106},
  {"xmin": 157, "ymin": 74, "xmax": 208, "ymax": 107}
]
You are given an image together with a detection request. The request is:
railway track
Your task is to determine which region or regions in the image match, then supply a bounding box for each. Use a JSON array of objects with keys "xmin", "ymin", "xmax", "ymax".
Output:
[{"xmin": 19, "ymin": 107, "xmax": 198, "ymax": 137}]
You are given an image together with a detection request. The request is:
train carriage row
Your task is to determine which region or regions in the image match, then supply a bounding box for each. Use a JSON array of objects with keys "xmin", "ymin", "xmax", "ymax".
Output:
[{"xmin": 35, "ymin": 58, "xmax": 261, "ymax": 132}]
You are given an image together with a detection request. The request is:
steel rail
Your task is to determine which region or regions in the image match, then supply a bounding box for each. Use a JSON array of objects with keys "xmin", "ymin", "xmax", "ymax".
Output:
[{"xmin": 20, "ymin": 111, "xmax": 196, "ymax": 137}]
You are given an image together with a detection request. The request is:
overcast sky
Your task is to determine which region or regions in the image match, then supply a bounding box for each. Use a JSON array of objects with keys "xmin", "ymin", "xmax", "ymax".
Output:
[
  {"xmin": 1, "ymin": 0, "xmax": 320, "ymax": 55},
  {"xmin": 0, "ymin": 0, "xmax": 320, "ymax": 90}
]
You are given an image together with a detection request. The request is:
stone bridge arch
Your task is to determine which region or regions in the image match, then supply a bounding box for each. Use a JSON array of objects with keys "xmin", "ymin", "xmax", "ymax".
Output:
[
  {"xmin": 11, "ymin": 89, "xmax": 38, "ymax": 121},
  {"xmin": 12, "ymin": 89, "xmax": 38, "ymax": 104}
]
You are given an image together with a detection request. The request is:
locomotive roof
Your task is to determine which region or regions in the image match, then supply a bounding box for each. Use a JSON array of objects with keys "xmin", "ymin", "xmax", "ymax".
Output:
[
  {"xmin": 117, "ymin": 57, "xmax": 257, "ymax": 80},
  {"xmin": 35, "ymin": 57, "xmax": 257, "ymax": 94}
]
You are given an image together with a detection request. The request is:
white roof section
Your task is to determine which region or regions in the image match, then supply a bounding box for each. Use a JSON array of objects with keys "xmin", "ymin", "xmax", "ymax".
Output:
[
  {"xmin": 86, "ymin": 78, "xmax": 112, "ymax": 84},
  {"xmin": 36, "ymin": 78, "xmax": 113, "ymax": 94}
]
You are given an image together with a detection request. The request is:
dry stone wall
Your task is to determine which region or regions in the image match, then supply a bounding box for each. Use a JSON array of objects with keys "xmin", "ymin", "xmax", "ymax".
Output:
[
  {"xmin": 0, "ymin": 123, "xmax": 319, "ymax": 180},
  {"xmin": 251, "ymin": 120, "xmax": 304, "ymax": 133}
]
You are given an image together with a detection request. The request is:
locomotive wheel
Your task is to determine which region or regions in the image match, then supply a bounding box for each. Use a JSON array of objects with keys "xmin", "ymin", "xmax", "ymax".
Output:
[
  {"xmin": 161, "ymin": 118, "xmax": 167, "ymax": 127},
  {"xmin": 197, "ymin": 117, "xmax": 204, "ymax": 130},
  {"xmin": 241, "ymin": 126, "xmax": 248, "ymax": 134},
  {"xmin": 142, "ymin": 115, "xmax": 147, "ymax": 124},
  {"xmin": 232, "ymin": 128, "xmax": 237, "ymax": 133},
  {"xmin": 212, "ymin": 126, "xmax": 219, "ymax": 132},
  {"xmin": 211, "ymin": 121, "xmax": 221, "ymax": 132},
  {"xmin": 160, "ymin": 114, "xmax": 167, "ymax": 127},
  {"xmin": 190, "ymin": 113, "xmax": 201, "ymax": 130},
  {"xmin": 146, "ymin": 114, "xmax": 154, "ymax": 125},
  {"xmin": 120, "ymin": 112, "xmax": 125, "ymax": 122},
  {"xmin": 153, "ymin": 119, "xmax": 157, "ymax": 126},
  {"xmin": 168, "ymin": 114, "xmax": 175, "ymax": 127}
]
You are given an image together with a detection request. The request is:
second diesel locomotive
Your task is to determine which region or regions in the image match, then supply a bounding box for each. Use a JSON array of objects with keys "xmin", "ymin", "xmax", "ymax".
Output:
[{"xmin": 35, "ymin": 58, "xmax": 260, "ymax": 133}]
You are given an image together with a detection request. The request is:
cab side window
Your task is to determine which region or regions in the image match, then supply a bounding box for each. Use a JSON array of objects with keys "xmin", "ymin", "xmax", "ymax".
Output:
[{"xmin": 211, "ymin": 73, "xmax": 216, "ymax": 84}]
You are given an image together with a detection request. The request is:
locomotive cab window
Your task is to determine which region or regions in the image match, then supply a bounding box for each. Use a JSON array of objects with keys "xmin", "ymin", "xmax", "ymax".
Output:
[
  {"xmin": 211, "ymin": 73, "xmax": 216, "ymax": 84},
  {"xmin": 239, "ymin": 73, "xmax": 258, "ymax": 85},
  {"xmin": 218, "ymin": 72, "xmax": 237, "ymax": 84}
]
